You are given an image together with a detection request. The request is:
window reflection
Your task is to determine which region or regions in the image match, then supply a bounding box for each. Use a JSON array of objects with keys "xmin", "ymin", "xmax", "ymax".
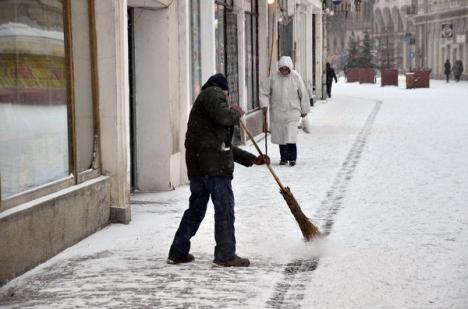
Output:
[{"xmin": 0, "ymin": 0, "xmax": 69, "ymax": 198}]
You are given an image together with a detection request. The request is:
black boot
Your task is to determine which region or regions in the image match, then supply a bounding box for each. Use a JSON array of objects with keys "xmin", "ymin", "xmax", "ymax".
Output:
[
  {"xmin": 167, "ymin": 253, "xmax": 195, "ymax": 264},
  {"xmin": 214, "ymin": 255, "xmax": 250, "ymax": 267}
]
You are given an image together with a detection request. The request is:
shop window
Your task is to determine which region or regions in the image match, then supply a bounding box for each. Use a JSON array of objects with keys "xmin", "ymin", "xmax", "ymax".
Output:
[
  {"xmin": 0, "ymin": 0, "xmax": 99, "ymax": 210},
  {"xmin": 278, "ymin": 0, "xmax": 292, "ymax": 58},
  {"xmin": 0, "ymin": 0, "xmax": 69, "ymax": 199}
]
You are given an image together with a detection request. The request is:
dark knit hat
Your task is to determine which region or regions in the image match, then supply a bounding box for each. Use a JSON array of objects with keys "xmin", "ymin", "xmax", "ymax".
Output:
[{"xmin": 201, "ymin": 73, "xmax": 229, "ymax": 92}]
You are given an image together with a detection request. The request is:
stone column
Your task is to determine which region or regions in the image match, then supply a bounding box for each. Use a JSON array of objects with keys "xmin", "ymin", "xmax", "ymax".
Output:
[{"xmin": 95, "ymin": 0, "xmax": 131, "ymax": 224}]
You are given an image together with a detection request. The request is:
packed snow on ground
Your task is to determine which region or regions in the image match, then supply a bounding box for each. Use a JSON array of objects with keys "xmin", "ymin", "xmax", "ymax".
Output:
[{"xmin": 0, "ymin": 78, "xmax": 467, "ymax": 308}]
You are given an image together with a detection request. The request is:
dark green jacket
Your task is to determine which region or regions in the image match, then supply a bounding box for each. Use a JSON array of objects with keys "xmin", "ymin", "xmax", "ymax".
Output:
[{"xmin": 185, "ymin": 86, "xmax": 256, "ymax": 179}]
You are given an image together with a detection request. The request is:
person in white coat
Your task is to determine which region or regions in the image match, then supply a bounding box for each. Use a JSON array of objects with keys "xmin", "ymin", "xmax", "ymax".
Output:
[{"xmin": 259, "ymin": 56, "xmax": 310, "ymax": 166}]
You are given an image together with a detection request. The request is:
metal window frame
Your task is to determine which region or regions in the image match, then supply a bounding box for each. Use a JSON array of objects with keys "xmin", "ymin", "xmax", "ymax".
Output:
[{"xmin": 0, "ymin": 0, "xmax": 101, "ymax": 212}]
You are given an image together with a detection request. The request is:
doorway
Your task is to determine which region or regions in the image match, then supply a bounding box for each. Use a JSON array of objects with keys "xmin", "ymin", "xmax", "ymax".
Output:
[
  {"xmin": 126, "ymin": 6, "xmax": 174, "ymax": 191},
  {"xmin": 128, "ymin": 7, "xmax": 137, "ymax": 191},
  {"xmin": 312, "ymin": 14, "xmax": 316, "ymax": 91}
]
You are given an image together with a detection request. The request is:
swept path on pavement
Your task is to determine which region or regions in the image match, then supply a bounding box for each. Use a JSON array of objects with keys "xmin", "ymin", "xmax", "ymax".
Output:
[{"xmin": 265, "ymin": 99, "xmax": 382, "ymax": 308}]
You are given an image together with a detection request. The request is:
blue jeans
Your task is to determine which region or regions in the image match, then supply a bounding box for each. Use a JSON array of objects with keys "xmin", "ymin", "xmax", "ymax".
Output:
[
  {"xmin": 169, "ymin": 176, "xmax": 236, "ymax": 262},
  {"xmin": 279, "ymin": 144, "xmax": 297, "ymax": 162}
]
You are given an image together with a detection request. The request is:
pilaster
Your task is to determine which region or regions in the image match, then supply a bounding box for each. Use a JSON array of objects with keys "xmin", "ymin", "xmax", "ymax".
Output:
[{"xmin": 95, "ymin": 0, "xmax": 131, "ymax": 224}]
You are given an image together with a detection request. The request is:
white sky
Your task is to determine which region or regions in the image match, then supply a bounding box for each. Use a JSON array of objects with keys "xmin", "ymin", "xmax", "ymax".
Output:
[{"xmin": 1, "ymin": 78, "xmax": 468, "ymax": 308}]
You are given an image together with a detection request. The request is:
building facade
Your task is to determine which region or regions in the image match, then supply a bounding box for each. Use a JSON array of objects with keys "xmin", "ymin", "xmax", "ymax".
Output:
[
  {"xmin": 373, "ymin": 0, "xmax": 414, "ymax": 71},
  {"xmin": 414, "ymin": 0, "xmax": 468, "ymax": 79},
  {"xmin": 326, "ymin": 0, "xmax": 468, "ymax": 77},
  {"xmin": 0, "ymin": 0, "xmax": 112, "ymax": 285},
  {"xmin": 0, "ymin": 0, "xmax": 324, "ymax": 285},
  {"xmin": 325, "ymin": 0, "xmax": 375, "ymax": 72}
]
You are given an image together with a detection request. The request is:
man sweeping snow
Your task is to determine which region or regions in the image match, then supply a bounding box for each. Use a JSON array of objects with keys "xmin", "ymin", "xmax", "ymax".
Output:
[{"xmin": 168, "ymin": 73, "xmax": 270, "ymax": 267}]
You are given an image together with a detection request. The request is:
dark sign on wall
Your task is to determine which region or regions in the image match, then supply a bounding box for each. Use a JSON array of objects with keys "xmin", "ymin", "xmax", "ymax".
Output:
[{"xmin": 441, "ymin": 23, "xmax": 453, "ymax": 38}]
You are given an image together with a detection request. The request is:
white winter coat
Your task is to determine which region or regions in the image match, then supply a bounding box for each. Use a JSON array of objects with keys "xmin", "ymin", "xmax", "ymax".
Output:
[{"xmin": 259, "ymin": 56, "xmax": 310, "ymax": 145}]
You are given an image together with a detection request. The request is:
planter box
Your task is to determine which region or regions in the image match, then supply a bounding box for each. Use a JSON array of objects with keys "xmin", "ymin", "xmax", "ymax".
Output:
[
  {"xmin": 381, "ymin": 69, "xmax": 398, "ymax": 86},
  {"xmin": 406, "ymin": 70, "xmax": 431, "ymax": 89},
  {"xmin": 345, "ymin": 68, "xmax": 359, "ymax": 82},
  {"xmin": 358, "ymin": 68, "xmax": 376, "ymax": 84},
  {"xmin": 345, "ymin": 68, "xmax": 376, "ymax": 83}
]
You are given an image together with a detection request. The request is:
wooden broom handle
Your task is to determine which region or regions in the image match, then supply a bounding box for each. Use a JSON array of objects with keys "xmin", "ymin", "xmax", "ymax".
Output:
[{"xmin": 239, "ymin": 120, "xmax": 286, "ymax": 192}]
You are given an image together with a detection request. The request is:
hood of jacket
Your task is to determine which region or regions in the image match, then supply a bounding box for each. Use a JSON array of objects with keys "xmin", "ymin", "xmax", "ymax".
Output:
[
  {"xmin": 201, "ymin": 73, "xmax": 229, "ymax": 92},
  {"xmin": 278, "ymin": 56, "xmax": 294, "ymax": 71}
]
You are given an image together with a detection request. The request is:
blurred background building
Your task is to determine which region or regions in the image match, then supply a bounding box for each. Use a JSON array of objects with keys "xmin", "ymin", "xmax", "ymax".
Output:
[
  {"xmin": 325, "ymin": 0, "xmax": 375, "ymax": 72},
  {"xmin": 325, "ymin": 0, "xmax": 468, "ymax": 79},
  {"xmin": 414, "ymin": 0, "xmax": 468, "ymax": 79}
]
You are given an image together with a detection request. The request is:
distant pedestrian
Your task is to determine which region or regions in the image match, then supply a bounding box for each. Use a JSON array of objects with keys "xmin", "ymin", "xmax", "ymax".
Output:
[
  {"xmin": 453, "ymin": 60, "xmax": 464, "ymax": 82},
  {"xmin": 444, "ymin": 59, "xmax": 451, "ymax": 83},
  {"xmin": 259, "ymin": 56, "xmax": 310, "ymax": 167},
  {"xmin": 168, "ymin": 73, "xmax": 270, "ymax": 267},
  {"xmin": 326, "ymin": 62, "xmax": 338, "ymax": 98}
]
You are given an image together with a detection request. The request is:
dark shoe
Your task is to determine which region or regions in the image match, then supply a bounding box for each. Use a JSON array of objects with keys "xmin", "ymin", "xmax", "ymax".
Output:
[
  {"xmin": 289, "ymin": 160, "xmax": 296, "ymax": 166},
  {"xmin": 214, "ymin": 255, "xmax": 250, "ymax": 267},
  {"xmin": 279, "ymin": 160, "xmax": 288, "ymax": 165},
  {"xmin": 167, "ymin": 254, "xmax": 194, "ymax": 264}
]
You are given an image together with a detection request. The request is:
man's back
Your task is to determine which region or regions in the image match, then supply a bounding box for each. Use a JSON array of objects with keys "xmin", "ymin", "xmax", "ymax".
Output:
[{"xmin": 326, "ymin": 67, "xmax": 337, "ymax": 83}]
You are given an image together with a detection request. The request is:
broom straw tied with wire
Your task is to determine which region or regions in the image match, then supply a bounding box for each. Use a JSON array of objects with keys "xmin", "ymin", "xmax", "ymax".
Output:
[{"xmin": 240, "ymin": 121, "xmax": 321, "ymax": 241}]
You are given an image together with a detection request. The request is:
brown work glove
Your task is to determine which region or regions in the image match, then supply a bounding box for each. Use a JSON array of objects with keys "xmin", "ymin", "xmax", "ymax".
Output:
[
  {"xmin": 230, "ymin": 104, "xmax": 245, "ymax": 116},
  {"xmin": 254, "ymin": 154, "xmax": 270, "ymax": 165}
]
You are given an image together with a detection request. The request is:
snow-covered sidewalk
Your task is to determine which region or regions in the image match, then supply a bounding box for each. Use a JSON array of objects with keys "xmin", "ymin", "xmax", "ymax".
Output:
[{"xmin": 1, "ymin": 79, "xmax": 467, "ymax": 308}]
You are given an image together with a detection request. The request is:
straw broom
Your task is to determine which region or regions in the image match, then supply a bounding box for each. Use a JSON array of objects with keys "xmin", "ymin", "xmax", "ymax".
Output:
[{"xmin": 240, "ymin": 121, "xmax": 321, "ymax": 241}]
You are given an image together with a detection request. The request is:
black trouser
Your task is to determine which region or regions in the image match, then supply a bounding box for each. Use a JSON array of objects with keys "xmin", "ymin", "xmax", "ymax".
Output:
[
  {"xmin": 445, "ymin": 74, "xmax": 450, "ymax": 83},
  {"xmin": 279, "ymin": 144, "xmax": 297, "ymax": 162},
  {"xmin": 169, "ymin": 176, "xmax": 236, "ymax": 262},
  {"xmin": 326, "ymin": 82, "xmax": 332, "ymax": 98}
]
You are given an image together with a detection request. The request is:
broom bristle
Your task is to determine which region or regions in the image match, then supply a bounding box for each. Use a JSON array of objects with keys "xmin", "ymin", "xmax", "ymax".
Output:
[{"xmin": 280, "ymin": 187, "xmax": 321, "ymax": 241}]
